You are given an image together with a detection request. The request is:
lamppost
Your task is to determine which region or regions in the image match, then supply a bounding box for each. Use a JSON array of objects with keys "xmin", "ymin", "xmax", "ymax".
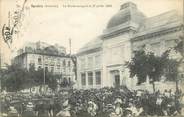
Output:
[{"xmin": 43, "ymin": 54, "xmax": 46, "ymax": 94}]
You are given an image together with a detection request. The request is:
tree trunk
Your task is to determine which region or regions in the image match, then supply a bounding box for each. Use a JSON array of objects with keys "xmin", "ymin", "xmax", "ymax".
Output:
[
  {"xmin": 176, "ymin": 58, "xmax": 183, "ymax": 93},
  {"xmin": 152, "ymin": 82, "xmax": 156, "ymax": 93},
  {"xmin": 176, "ymin": 78, "xmax": 179, "ymax": 94},
  {"xmin": 39, "ymin": 85, "xmax": 42, "ymax": 94}
]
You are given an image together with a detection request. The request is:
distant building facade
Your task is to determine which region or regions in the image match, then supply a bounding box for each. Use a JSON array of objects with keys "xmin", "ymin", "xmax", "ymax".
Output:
[
  {"xmin": 13, "ymin": 41, "xmax": 75, "ymax": 83},
  {"xmin": 77, "ymin": 38, "xmax": 103, "ymax": 89},
  {"xmin": 76, "ymin": 2, "xmax": 184, "ymax": 90}
]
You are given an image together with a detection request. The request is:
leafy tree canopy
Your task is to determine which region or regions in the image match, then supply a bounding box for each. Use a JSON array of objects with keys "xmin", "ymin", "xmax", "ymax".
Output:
[
  {"xmin": 126, "ymin": 50, "xmax": 178, "ymax": 85},
  {"xmin": 0, "ymin": 64, "xmax": 61, "ymax": 92}
]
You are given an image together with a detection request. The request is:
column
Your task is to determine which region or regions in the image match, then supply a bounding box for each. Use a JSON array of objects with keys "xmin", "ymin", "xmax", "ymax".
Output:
[
  {"xmin": 119, "ymin": 69, "xmax": 122, "ymax": 86},
  {"xmin": 93, "ymin": 71, "xmax": 96, "ymax": 88},
  {"xmin": 86, "ymin": 72, "xmax": 88, "ymax": 89}
]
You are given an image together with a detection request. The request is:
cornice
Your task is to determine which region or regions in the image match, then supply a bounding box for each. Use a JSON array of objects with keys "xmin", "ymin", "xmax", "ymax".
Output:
[
  {"xmin": 78, "ymin": 68, "xmax": 102, "ymax": 73},
  {"xmin": 101, "ymin": 26, "xmax": 136, "ymax": 40},
  {"xmin": 106, "ymin": 64, "xmax": 123, "ymax": 68},
  {"xmin": 15, "ymin": 52, "xmax": 72, "ymax": 58},
  {"xmin": 76, "ymin": 47, "xmax": 102, "ymax": 56},
  {"xmin": 132, "ymin": 25, "xmax": 183, "ymax": 42}
]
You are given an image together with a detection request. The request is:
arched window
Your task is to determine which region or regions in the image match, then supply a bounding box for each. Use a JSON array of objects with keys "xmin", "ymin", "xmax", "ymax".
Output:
[
  {"xmin": 68, "ymin": 61, "xmax": 71, "ymax": 67},
  {"xmin": 63, "ymin": 60, "xmax": 66, "ymax": 67},
  {"xmin": 38, "ymin": 57, "xmax": 42, "ymax": 64}
]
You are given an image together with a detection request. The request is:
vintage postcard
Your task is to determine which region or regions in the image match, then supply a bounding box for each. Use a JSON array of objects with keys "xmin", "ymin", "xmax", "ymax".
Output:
[{"xmin": 0, "ymin": 0, "xmax": 184, "ymax": 117}]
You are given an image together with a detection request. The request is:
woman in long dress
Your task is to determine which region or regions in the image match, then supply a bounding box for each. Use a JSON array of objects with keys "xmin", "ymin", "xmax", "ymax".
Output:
[
  {"xmin": 7, "ymin": 106, "xmax": 19, "ymax": 117},
  {"xmin": 22, "ymin": 102, "xmax": 36, "ymax": 117},
  {"xmin": 87, "ymin": 101, "xmax": 98, "ymax": 117},
  {"xmin": 56, "ymin": 100, "xmax": 71, "ymax": 117},
  {"xmin": 109, "ymin": 98, "xmax": 123, "ymax": 117},
  {"xmin": 35, "ymin": 100, "xmax": 50, "ymax": 117}
]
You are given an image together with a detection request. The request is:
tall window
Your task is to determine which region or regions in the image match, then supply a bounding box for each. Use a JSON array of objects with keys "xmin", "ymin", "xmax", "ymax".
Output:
[
  {"xmin": 57, "ymin": 65, "xmax": 60, "ymax": 70},
  {"xmin": 95, "ymin": 71, "xmax": 101, "ymax": 85},
  {"xmin": 63, "ymin": 60, "xmax": 66, "ymax": 67},
  {"xmin": 38, "ymin": 57, "xmax": 42, "ymax": 65},
  {"xmin": 88, "ymin": 72, "xmax": 93, "ymax": 85},
  {"xmin": 57, "ymin": 65, "xmax": 60, "ymax": 74},
  {"xmin": 57, "ymin": 59, "xmax": 60, "ymax": 64},
  {"xmin": 81, "ymin": 73, "xmax": 86, "ymax": 86},
  {"xmin": 38, "ymin": 66, "xmax": 42, "ymax": 69},
  {"xmin": 29, "ymin": 60, "xmax": 35, "ymax": 69},
  {"xmin": 45, "ymin": 66, "xmax": 48, "ymax": 72},
  {"xmin": 68, "ymin": 61, "xmax": 71, "ymax": 67},
  {"xmin": 181, "ymin": 74, "xmax": 184, "ymax": 78},
  {"xmin": 29, "ymin": 63, "xmax": 35, "ymax": 69},
  {"xmin": 63, "ymin": 68, "xmax": 66, "ymax": 73},
  {"xmin": 51, "ymin": 67, "xmax": 54, "ymax": 73}
]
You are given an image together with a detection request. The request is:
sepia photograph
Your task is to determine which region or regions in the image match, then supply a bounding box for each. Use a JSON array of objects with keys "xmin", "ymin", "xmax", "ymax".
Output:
[{"xmin": 0, "ymin": 0, "xmax": 184, "ymax": 117}]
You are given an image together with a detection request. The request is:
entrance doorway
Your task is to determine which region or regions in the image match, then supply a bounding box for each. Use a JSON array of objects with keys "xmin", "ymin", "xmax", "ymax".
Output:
[
  {"xmin": 114, "ymin": 75, "xmax": 120, "ymax": 87},
  {"xmin": 110, "ymin": 70, "xmax": 120, "ymax": 87}
]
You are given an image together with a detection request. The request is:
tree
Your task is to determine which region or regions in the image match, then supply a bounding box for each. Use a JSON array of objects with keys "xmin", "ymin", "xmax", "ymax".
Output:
[
  {"xmin": 29, "ymin": 67, "xmax": 60, "ymax": 92},
  {"xmin": 165, "ymin": 59, "xmax": 179, "ymax": 82},
  {"xmin": 71, "ymin": 55, "xmax": 77, "ymax": 80},
  {"xmin": 0, "ymin": 64, "xmax": 60, "ymax": 92},
  {"xmin": 174, "ymin": 36, "xmax": 184, "ymax": 58},
  {"xmin": 45, "ymin": 71, "xmax": 58, "ymax": 91},
  {"xmin": 0, "ymin": 64, "xmax": 31, "ymax": 92},
  {"xmin": 173, "ymin": 36, "xmax": 184, "ymax": 91},
  {"xmin": 126, "ymin": 50, "xmax": 178, "ymax": 92}
]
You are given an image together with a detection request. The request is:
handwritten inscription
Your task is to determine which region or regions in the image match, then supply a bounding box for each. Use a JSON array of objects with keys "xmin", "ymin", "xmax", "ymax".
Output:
[
  {"xmin": 2, "ymin": 24, "xmax": 13, "ymax": 47},
  {"xmin": 2, "ymin": 0, "xmax": 28, "ymax": 48}
]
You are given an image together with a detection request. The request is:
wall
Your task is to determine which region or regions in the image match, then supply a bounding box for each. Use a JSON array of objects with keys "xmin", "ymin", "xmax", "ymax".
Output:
[
  {"xmin": 77, "ymin": 51, "xmax": 102, "ymax": 89},
  {"xmin": 102, "ymin": 32, "xmax": 133, "ymax": 88}
]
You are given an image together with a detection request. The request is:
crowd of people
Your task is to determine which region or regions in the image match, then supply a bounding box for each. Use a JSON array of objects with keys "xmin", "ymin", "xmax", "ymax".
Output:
[{"xmin": 0, "ymin": 87, "xmax": 184, "ymax": 117}]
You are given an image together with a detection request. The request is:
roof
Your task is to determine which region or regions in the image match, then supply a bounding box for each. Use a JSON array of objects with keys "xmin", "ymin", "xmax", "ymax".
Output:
[
  {"xmin": 132, "ymin": 10, "xmax": 183, "ymax": 39},
  {"xmin": 104, "ymin": 2, "xmax": 145, "ymax": 36},
  {"xmin": 107, "ymin": 2, "xmax": 140, "ymax": 29},
  {"xmin": 138, "ymin": 10, "xmax": 182, "ymax": 32},
  {"xmin": 17, "ymin": 41, "xmax": 67, "ymax": 57},
  {"xmin": 77, "ymin": 37, "xmax": 102, "ymax": 55},
  {"xmin": 76, "ymin": 4, "xmax": 183, "ymax": 55},
  {"xmin": 106, "ymin": 9, "xmax": 131, "ymax": 29}
]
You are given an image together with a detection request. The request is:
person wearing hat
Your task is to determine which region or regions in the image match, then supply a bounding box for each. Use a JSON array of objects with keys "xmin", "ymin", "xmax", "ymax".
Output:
[
  {"xmin": 7, "ymin": 106, "xmax": 19, "ymax": 117},
  {"xmin": 87, "ymin": 100, "xmax": 98, "ymax": 117},
  {"xmin": 155, "ymin": 94, "xmax": 164, "ymax": 116},
  {"xmin": 22, "ymin": 102, "xmax": 36, "ymax": 117},
  {"xmin": 109, "ymin": 98, "xmax": 123, "ymax": 117},
  {"xmin": 35, "ymin": 100, "xmax": 50, "ymax": 117},
  {"xmin": 48, "ymin": 99, "xmax": 54, "ymax": 117},
  {"xmin": 56, "ymin": 100, "xmax": 71, "ymax": 117},
  {"xmin": 126, "ymin": 100, "xmax": 144, "ymax": 117}
]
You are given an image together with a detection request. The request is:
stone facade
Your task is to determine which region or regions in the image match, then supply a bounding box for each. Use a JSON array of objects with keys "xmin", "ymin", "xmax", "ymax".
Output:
[
  {"xmin": 77, "ymin": 38, "xmax": 103, "ymax": 89},
  {"xmin": 76, "ymin": 2, "xmax": 184, "ymax": 90},
  {"xmin": 13, "ymin": 41, "xmax": 75, "ymax": 83}
]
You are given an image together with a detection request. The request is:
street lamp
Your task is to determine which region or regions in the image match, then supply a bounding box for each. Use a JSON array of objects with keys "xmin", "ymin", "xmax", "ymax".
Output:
[{"xmin": 43, "ymin": 54, "xmax": 46, "ymax": 94}]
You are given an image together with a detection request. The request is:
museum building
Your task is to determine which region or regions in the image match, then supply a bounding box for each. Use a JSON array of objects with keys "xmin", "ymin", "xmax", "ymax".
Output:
[{"xmin": 76, "ymin": 2, "xmax": 184, "ymax": 90}]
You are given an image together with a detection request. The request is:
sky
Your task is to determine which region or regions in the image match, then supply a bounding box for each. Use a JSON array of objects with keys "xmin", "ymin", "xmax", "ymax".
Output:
[{"xmin": 0, "ymin": 0, "xmax": 183, "ymax": 64}]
